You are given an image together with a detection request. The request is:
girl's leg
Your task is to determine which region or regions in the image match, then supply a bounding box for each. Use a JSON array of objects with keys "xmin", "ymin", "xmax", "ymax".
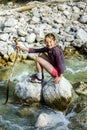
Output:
[
  {"xmin": 30, "ymin": 53, "xmax": 58, "ymax": 83},
  {"xmin": 35, "ymin": 53, "xmax": 54, "ymax": 76}
]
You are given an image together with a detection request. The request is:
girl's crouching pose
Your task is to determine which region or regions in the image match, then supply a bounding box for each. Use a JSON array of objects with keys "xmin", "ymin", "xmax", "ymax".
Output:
[{"xmin": 16, "ymin": 33, "xmax": 66, "ymax": 84}]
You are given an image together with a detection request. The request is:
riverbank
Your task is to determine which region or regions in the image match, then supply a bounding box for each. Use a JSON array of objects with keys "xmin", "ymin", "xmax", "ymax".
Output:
[{"xmin": 0, "ymin": 0, "xmax": 87, "ymax": 67}]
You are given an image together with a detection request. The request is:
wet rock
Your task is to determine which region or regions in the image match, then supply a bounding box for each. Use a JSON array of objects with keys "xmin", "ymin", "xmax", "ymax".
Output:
[
  {"xmin": 69, "ymin": 96, "xmax": 87, "ymax": 129},
  {"xmin": 68, "ymin": 82, "xmax": 87, "ymax": 129},
  {"xmin": 17, "ymin": 105, "xmax": 39, "ymax": 118},
  {"xmin": 73, "ymin": 81, "xmax": 87, "ymax": 96},
  {"xmin": 14, "ymin": 76, "xmax": 73, "ymax": 112},
  {"xmin": 42, "ymin": 77, "xmax": 73, "ymax": 112},
  {"xmin": 14, "ymin": 78, "xmax": 42, "ymax": 104},
  {"xmin": 36, "ymin": 113, "xmax": 50, "ymax": 128},
  {"xmin": 36, "ymin": 111, "xmax": 70, "ymax": 129}
]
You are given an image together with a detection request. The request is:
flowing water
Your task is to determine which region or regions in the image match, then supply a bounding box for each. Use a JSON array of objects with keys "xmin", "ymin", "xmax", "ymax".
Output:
[{"xmin": 0, "ymin": 55, "xmax": 87, "ymax": 130}]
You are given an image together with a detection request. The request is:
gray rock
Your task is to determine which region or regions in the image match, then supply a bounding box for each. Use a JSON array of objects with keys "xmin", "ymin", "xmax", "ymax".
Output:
[
  {"xmin": 5, "ymin": 18, "xmax": 18, "ymax": 27},
  {"xmin": 79, "ymin": 15, "xmax": 87, "ymax": 24},
  {"xmin": 0, "ymin": 41, "xmax": 8, "ymax": 55},
  {"xmin": 4, "ymin": 27, "xmax": 17, "ymax": 33},
  {"xmin": 14, "ymin": 78, "xmax": 42, "ymax": 104},
  {"xmin": 17, "ymin": 29, "xmax": 27, "ymax": 37},
  {"xmin": 72, "ymin": 6, "xmax": 80, "ymax": 13},
  {"xmin": 36, "ymin": 111, "xmax": 69, "ymax": 129},
  {"xmin": 31, "ymin": 16, "xmax": 40, "ymax": 24},
  {"xmin": 77, "ymin": 2, "xmax": 86, "ymax": 10},
  {"xmin": 0, "ymin": 33, "xmax": 9, "ymax": 41},
  {"xmin": 76, "ymin": 28, "xmax": 87, "ymax": 43},
  {"xmin": 42, "ymin": 77, "xmax": 72, "ymax": 111},
  {"xmin": 25, "ymin": 33, "xmax": 36, "ymax": 43}
]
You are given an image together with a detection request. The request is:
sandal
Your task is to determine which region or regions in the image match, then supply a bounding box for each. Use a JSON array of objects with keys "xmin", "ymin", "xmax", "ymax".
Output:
[{"xmin": 29, "ymin": 74, "xmax": 42, "ymax": 83}]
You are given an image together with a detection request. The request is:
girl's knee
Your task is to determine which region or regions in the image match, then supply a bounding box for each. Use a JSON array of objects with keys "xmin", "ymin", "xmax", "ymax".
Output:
[
  {"xmin": 38, "ymin": 53, "xmax": 46, "ymax": 58},
  {"xmin": 36, "ymin": 56, "xmax": 41, "ymax": 62}
]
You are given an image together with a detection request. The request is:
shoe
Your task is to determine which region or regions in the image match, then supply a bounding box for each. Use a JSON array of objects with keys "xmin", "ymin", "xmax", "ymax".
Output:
[{"xmin": 29, "ymin": 74, "xmax": 42, "ymax": 83}]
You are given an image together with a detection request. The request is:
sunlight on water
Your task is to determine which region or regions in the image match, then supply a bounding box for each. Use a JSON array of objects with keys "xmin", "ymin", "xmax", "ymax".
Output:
[
  {"xmin": 0, "ymin": 56, "xmax": 87, "ymax": 130},
  {"xmin": 0, "ymin": 61, "xmax": 35, "ymax": 81},
  {"xmin": 0, "ymin": 104, "xmax": 70, "ymax": 130},
  {"xmin": 64, "ymin": 56, "xmax": 87, "ymax": 83}
]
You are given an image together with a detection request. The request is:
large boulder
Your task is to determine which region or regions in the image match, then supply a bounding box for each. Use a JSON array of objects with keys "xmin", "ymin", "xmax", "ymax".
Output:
[
  {"xmin": 14, "ymin": 76, "xmax": 73, "ymax": 112},
  {"xmin": 14, "ymin": 78, "xmax": 42, "ymax": 104},
  {"xmin": 42, "ymin": 76, "xmax": 73, "ymax": 112},
  {"xmin": 68, "ymin": 81, "xmax": 87, "ymax": 129}
]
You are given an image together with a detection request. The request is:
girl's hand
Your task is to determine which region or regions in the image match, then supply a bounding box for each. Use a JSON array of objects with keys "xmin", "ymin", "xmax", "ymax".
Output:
[
  {"xmin": 54, "ymin": 75, "xmax": 62, "ymax": 84},
  {"xmin": 16, "ymin": 44, "xmax": 29, "ymax": 52},
  {"xmin": 16, "ymin": 44, "xmax": 21, "ymax": 50}
]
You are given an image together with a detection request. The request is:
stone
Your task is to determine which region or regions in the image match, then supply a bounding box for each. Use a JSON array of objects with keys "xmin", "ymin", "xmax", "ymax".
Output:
[
  {"xmin": 72, "ymin": 6, "xmax": 80, "ymax": 13},
  {"xmin": 73, "ymin": 81, "xmax": 87, "ymax": 96},
  {"xmin": 69, "ymin": 95, "xmax": 87, "ymax": 129},
  {"xmin": 17, "ymin": 29, "xmax": 27, "ymax": 37},
  {"xmin": 31, "ymin": 16, "xmax": 40, "ymax": 24},
  {"xmin": 77, "ymin": 2, "xmax": 86, "ymax": 9},
  {"xmin": 5, "ymin": 18, "xmax": 18, "ymax": 27},
  {"xmin": 42, "ymin": 77, "xmax": 73, "ymax": 112},
  {"xmin": 76, "ymin": 28, "xmax": 87, "ymax": 43},
  {"xmin": 79, "ymin": 15, "xmax": 87, "ymax": 24},
  {"xmin": 36, "ymin": 111, "xmax": 70, "ymax": 128},
  {"xmin": 0, "ymin": 33, "xmax": 9, "ymax": 41},
  {"xmin": 9, "ymin": 52, "xmax": 17, "ymax": 62},
  {"xmin": 0, "ymin": 56, "xmax": 6, "ymax": 66},
  {"xmin": 57, "ymin": 4, "xmax": 69, "ymax": 11},
  {"xmin": 35, "ymin": 113, "xmax": 50, "ymax": 128},
  {"xmin": 25, "ymin": 33, "xmax": 36, "ymax": 43},
  {"xmin": 14, "ymin": 78, "xmax": 42, "ymax": 104}
]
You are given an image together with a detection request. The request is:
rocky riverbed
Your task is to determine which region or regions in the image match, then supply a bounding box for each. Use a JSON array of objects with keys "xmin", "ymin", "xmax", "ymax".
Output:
[
  {"xmin": 0, "ymin": 0, "xmax": 87, "ymax": 130},
  {"xmin": 0, "ymin": 0, "xmax": 87, "ymax": 67}
]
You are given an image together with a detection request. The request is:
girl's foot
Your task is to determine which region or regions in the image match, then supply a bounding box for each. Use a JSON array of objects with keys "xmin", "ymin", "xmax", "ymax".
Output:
[{"xmin": 29, "ymin": 74, "xmax": 42, "ymax": 83}]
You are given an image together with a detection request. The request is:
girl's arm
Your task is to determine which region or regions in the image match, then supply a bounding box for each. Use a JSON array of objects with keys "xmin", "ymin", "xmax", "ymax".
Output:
[{"xmin": 16, "ymin": 44, "xmax": 29, "ymax": 52}]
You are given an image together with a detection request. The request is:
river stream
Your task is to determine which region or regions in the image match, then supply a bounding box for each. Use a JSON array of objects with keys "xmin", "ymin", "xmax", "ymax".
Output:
[{"xmin": 0, "ymin": 55, "xmax": 87, "ymax": 130}]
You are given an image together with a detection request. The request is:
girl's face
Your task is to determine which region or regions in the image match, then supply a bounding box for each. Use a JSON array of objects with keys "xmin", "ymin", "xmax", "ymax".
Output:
[{"xmin": 45, "ymin": 37, "xmax": 56, "ymax": 49}]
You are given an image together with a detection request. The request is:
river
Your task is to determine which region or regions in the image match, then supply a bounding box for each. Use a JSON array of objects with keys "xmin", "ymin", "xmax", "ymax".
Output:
[{"xmin": 0, "ymin": 55, "xmax": 87, "ymax": 130}]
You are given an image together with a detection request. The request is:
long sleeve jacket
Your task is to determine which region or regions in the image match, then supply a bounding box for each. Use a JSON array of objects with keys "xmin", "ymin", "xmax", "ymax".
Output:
[{"xmin": 28, "ymin": 46, "xmax": 66, "ymax": 74}]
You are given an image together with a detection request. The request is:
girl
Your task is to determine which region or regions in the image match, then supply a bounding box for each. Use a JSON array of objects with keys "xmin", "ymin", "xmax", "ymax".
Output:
[{"xmin": 16, "ymin": 33, "xmax": 66, "ymax": 84}]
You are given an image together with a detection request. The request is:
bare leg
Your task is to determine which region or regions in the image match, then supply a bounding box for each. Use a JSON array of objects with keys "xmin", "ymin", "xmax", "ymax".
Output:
[{"xmin": 35, "ymin": 53, "xmax": 54, "ymax": 76}]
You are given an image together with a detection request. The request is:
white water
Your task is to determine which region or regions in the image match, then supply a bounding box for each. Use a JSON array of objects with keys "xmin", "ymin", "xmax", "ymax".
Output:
[
  {"xmin": 0, "ymin": 56, "xmax": 87, "ymax": 130},
  {"xmin": 0, "ymin": 105, "xmax": 71, "ymax": 130}
]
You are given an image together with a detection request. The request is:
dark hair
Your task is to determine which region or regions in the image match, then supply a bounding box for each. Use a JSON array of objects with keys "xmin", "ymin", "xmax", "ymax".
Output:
[{"xmin": 45, "ymin": 33, "xmax": 56, "ymax": 42}]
